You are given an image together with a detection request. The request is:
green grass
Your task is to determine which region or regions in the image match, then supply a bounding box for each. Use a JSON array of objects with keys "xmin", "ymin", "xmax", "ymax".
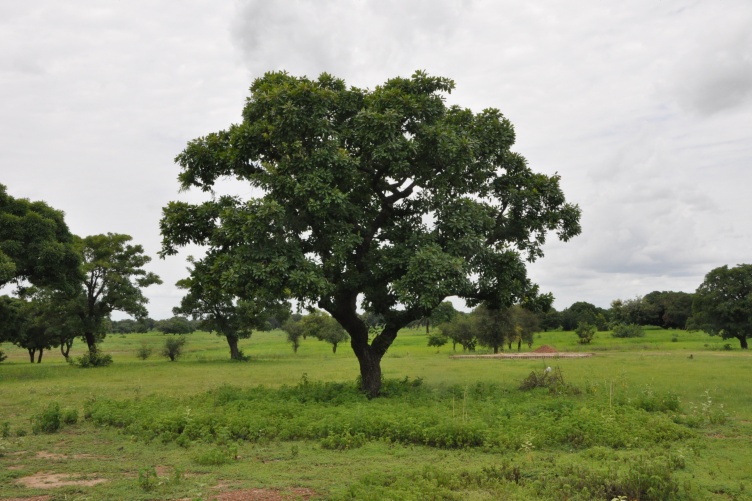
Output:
[{"xmin": 1, "ymin": 327, "xmax": 751, "ymax": 499}]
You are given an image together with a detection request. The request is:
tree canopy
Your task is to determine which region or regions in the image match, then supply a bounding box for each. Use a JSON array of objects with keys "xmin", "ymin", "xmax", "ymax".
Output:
[
  {"xmin": 691, "ymin": 264, "xmax": 752, "ymax": 349},
  {"xmin": 161, "ymin": 71, "xmax": 581, "ymax": 396},
  {"xmin": 0, "ymin": 184, "xmax": 80, "ymax": 291},
  {"xmin": 74, "ymin": 233, "xmax": 162, "ymax": 353}
]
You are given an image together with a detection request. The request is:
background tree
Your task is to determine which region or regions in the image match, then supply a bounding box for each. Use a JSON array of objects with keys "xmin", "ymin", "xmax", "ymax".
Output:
[
  {"xmin": 160, "ymin": 71, "xmax": 581, "ymax": 396},
  {"xmin": 155, "ymin": 316, "xmax": 196, "ymax": 335},
  {"xmin": 439, "ymin": 314, "xmax": 476, "ymax": 352},
  {"xmin": 560, "ymin": 302, "xmax": 608, "ymax": 331},
  {"xmin": 74, "ymin": 233, "xmax": 162, "ymax": 354},
  {"xmin": 644, "ymin": 291, "xmax": 693, "ymax": 329},
  {"xmin": 537, "ymin": 308, "xmax": 561, "ymax": 332},
  {"xmin": 474, "ymin": 303, "xmax": 514, "ymax": 354},
  {"xmin": 691, "ymin": 264, "xmax": 752, "ymax": 349},
  {"xmin": 512, "ymin": 305, "xmax": 540, "ymax": 350},
  {"xmin": 281, "ymin": 317, "xmax": 305, "ymax": 353},
  {"xmin": 173, "ymin": 256, "xmax": 290, "ymax": 360},
  {"xmin": 0, "ymin": 184, "xmax": 81, "ymax": 291},
  {"xmin": 299, "ymin": 310, "xmax": 349, "ymax": 353},
  {"xmin": 162, "ymin": 336, "xmax": 187, "ymax": 361}
]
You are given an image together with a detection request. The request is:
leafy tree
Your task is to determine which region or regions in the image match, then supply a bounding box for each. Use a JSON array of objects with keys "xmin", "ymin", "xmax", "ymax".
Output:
[
  {"xmin": 299, "ymin": 310, "xmax": 349, "ymax": 353},
  {"xmin": 474, "ymin": 303, "xmax": 514, "ymax": 354},
  {"xmin": 644, "ymin": 291, "xmax": 693, "ymax": 329},
  {"xmin": 439, "ymin": 314, "xmax": 477, "ymax": 352},
  {"xmin": 692, "ymin": 264, "xmax": 752, "ymax": 349},
  {"xmin": 561, "ymin": 302, "xmax": 607, "ymax": 331},
  {"xmin": 155, "ymin": 316, "xmax": 195, "ymax": 335},
  {"xmin": 575, "ymin": 322, "xmax": 596, "ymax": 344},
  {"xmin": 160, "ymin": 71, "xmax": 581, "ymax": 396},
  {"xmin": 512, "ymin": 305, "xmax": 540, "ymax": 350},
  {"xmin": 537, "ymin": 308, "xmax": 561, "ymax": 331},
  {"xmin": 0, "ymin": 184, "xmax": 81, "ymax": 291},
  {"xmin": 610, "ymin": 296, "xmax": 660, "ymax": 327},
  {"xmin": 74, "ymin": 233, "xmax": 162, "ymax": 354},
  {"xmin": 281, "ymin": 318, "xmax": 305, "ymax": 353},
  {"xmin": 426, "ymin": 330, "xmax": 448, "ymax": 350},
  {"xmin": 173, "ymin": 256, "xmax": 289, "ymax": 360}
]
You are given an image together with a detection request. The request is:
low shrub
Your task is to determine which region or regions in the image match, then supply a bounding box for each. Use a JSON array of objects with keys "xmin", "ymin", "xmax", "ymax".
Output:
[
  {"xmin": 70, "ymin": 351, "xmax": 113, "ymax": 368},
  {"xmin": 32, "ymin": 402, "xmax": 62, "ymax": 434},
  {"xmin": 136, "ymin": 343, "xmax": 153, "ymax": 360},
  {"xmin": 162, "ymin": 336, "xmax": 187, "ymax": 362},
  {"xmin": 520, "ymin": 366, "xmax": 580, "ymax": 395},
  {"xmin": 611, "ymin": 324, "xmax": 645, "ymax": 338}
]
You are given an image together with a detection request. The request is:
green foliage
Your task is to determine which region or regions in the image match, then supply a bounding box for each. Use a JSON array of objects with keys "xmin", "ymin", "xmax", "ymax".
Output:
[
  {"xmin": 692, "ymin": 263, "xmax": 752, "ymax": 349},
  {"xmin": 0, "ymin": 349, "xmax": 6, "ymax": 363},
  {"xmin": 1, "ymin": 422, "xmax": 10, "ymax": 438},
  {"xmin": 320, "ymin": 428, "xmax": 367, "ymax": 450},
  {"xmin": 426, "ymin": 330, "xmax": 448, "ymax": 349},
  {"xmin": 561, "ymin": 302, "xmax": 608, "ymax": 331},
  {"xmin": 160, "ymin": 70, "xmax": 581, "ymax": 396},
  {"xmin": 31, "ymin": 402, "xmax": 61, "ymax": 434},
  {"xmin": 138, "ymin": 467, "xmax": 158, "ymax": 491},
  {"xmin": 155, "ymin": 316, "xmax": 196, "ymax": 335},
  {"xmin": 70, "ymin": 350, "xmax": 113, "ymax": 367},
  {"xmin": 299, "ymin": 310, "xmax": 349, "ymax": 353},
  {"xmin": 162, "ymin": 335, "xmax": 187, "ymax": 361},
  {"xmin": 611, "ymin": 323, "xmax": 645, "ymax": 338},
  {"xmin": 74, "ymin": 233, "xmax": 162, "ymax": 352},
  {"xmin": 575, "ymin": 322, "xmax": 596, "ymax": 344},
  {"xmin": 438, "ymin": 314, "xmax": 476, "ymax": 351},
  {"xmin": 0, "ymin": 184, "xmax": 81, "ymax": 290},
  {"xmin": 519, "ymin": 366, "xmax": 580, "ymax": 395},
  {"xmin": 136, "ymin": 342, "xmax": 153, "ymax": 360}
]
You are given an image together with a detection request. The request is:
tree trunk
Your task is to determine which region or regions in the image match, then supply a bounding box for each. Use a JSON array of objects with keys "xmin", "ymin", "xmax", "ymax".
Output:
[
  {"xmin": 84, "ymin": 331, "xmax": 97, "ymax": 353},
  {"xmin": 60, "ymin": 339, "xmax": 73, "ymax": 360},
  {"xmin": 37, "ymin": 348, "xmax": 44, "ymax": 363},
  {"xmin": 28, "ymin": 348, "xmax": 35, "ymax": 363},
  {"xmin": 493, "ymin": 345, "xmax": 499, "ymax": 354},
  {"xmin": 332, "ymin": 343, "xmax": 337, "ymax": 354},
  {"xmin": 517, "ymin": 339, "xmax": 522, "ymax": 352},
  {"xmin": 739, "ymin": 336, "xmax": 749, "ymax": 349},
  {"xmin": 227, "ymin": 335, "xmax": 240, "ymax": 360}
]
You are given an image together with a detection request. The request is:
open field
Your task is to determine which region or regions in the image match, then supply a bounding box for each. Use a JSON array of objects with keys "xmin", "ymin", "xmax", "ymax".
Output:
[{"xmin": 1, "ymin": 327, "xmax": 751, "ymax": 500}]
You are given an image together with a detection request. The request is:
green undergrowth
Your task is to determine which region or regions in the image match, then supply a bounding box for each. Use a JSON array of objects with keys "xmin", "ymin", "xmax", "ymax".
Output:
[{"xmin": 84, "ymin": 376, "xmax": 695, "ymax": 453}]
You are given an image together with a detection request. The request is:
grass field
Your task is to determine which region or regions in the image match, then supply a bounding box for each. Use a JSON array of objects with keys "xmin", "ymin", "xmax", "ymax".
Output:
[{"xmin": 1, "ymin": 327, "xmax": 751, "ymax": 500}]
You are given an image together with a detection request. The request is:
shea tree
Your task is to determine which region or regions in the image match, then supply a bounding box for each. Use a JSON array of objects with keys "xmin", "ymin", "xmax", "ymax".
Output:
[{"xmin": 161, "ymin": 71, "xmax": 580, "ymax": 396}]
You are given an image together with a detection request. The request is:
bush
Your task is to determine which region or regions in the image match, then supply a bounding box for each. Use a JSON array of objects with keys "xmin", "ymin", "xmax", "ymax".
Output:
[
  {"xmin": 162, "ymin": 336, "xmax": 187, "ymax": 361},
  {"xmin": 611, "ymin": 323, "xmax": 645, "ymax": 338},
  {"xmin": 136, "ymin": 343, "xmax": 153, "ymax": 360},
  {"xmin": 70, "ymin": 351, "xmax": 113, "ymax": 368},
  {"xmin": 32, "ymin": 403, "xmax": 62, "ymax": 434},
  {"xmin": 575, "ymin": 322, "xmax": 596, "ymax": 344}
]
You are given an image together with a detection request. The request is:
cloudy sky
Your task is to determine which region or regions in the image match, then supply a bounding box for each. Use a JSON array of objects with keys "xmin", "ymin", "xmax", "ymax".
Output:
[{"xmin": 2, "ymin": 1, "xmax": 751, "ymax": 319}]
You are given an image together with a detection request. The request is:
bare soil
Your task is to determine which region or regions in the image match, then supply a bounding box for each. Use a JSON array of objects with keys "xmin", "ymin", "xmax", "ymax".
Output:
[{"xmin": 14, "ymin": 472, "xmax": 108, "ymax": 489}]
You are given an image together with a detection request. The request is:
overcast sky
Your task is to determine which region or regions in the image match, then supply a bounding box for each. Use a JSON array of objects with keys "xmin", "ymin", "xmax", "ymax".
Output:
[{"xmin": 2, "ymin": 1, "xmax": 751, "ymax": 319}]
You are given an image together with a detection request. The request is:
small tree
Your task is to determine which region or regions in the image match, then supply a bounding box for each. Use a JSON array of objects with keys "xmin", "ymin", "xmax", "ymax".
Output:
[
  {"xmin": 281, "ymin": 318, "xmax": 305, "ymax": 353},
  {"xmin": 162, "ymin": 336, "xmax": 186, "ymax": 361},
  {"xmin": 575, "ymin": 322, "xmax": 596, "ymax": 344},
  {"xmin": 427, "ymin": 331, "xmax": 448, "ymax": 351},
  {"xmin": 439, "ymin": 315, "xmax": 476, "ymax": 351},
  {"xmin": 300, "ymin": 311, "xmax": 349, "ymax": 353}
]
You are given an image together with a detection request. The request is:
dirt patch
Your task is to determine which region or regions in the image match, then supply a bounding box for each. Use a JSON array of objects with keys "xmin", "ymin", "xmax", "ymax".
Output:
[
  {"xmin": 35, "ymin": 451, "xmax": 101, "ymax": 460},
  {"xmin": 14, "ymin": 472, "xmax": 108, "ymax": 489},
  {"xmin": 210, "ymin": 488, "xmax": 317, "ymax": 501},
  {"xmin": 7, "ymin": 465, "xmax": 24, "ymax": 470},
  {"xmin": 534, "ymin": 345, "xmax": 558, "ymax": 353}
]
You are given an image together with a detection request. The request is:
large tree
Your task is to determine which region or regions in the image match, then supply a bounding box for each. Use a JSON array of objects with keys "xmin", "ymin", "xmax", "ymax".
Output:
[
  {"xmin": 161, "ymin": 71, "xmax": 581, "ymax": 396},
  {"xmin": 74, "ymin": 233, "xmax": 162, "ymax": 353},
  {"xmin": 0, "ymin": 184, "xmax": 81, "ymax": 291},
  {"xmin": 692, "ymin": 264, "xmax": 752, "ymax": 349}
]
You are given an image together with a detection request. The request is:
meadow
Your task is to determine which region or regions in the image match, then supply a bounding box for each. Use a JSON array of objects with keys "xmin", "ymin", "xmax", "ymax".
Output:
[{"xmin": 1, "ymin": 327, "xmax": 750, "ymax": 500}]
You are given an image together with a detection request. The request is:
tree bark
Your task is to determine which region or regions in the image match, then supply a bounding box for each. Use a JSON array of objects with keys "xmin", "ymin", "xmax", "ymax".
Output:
[
  {"xmin": 739, "ymin": 336, "xmax": 749, "ymax": 349},
  {"xmin": 28, "ymin": 348, "xmax": 35, "ymax": 363},
  {"xmin": 227, "ymin": 335, "xmax": 241, "ymax": 360},
  {"xmin": 37, "ymin": 348, "xmax": 44, "ymax": 363},
  {"xmin": 84, "ymin": 331, "xmax": 97, "ymax": 353},
  {"xmin": 60, "ymin": 339, "xmax": 73, "ymax": 360}
]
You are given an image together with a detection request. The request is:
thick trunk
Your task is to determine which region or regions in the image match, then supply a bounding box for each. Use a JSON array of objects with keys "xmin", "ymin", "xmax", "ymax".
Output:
[
  {"xmin": 84, "ymin": 331, "xmax": 97, "ymax": 353},
  {"xmin": 357, "ymin": 348, "xmax": 383, "ymax": 397},
  {"xmin": 27, "ymin": 348, "xmax": 35, "ymax": 363},
  {"xmin": 740, "ymin": 336, "xmax": 749, "ymax": 349},
  {"xmin": 37, "ymin": 348, "xmax": 44, "ymax": 363},
  {"xmin": 227, "ymin": 335, "xmax": 240, "ymax": 360},
  {"xmin": 493, "ymin": 345, "xmax": 499, "ymax": 354}
]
